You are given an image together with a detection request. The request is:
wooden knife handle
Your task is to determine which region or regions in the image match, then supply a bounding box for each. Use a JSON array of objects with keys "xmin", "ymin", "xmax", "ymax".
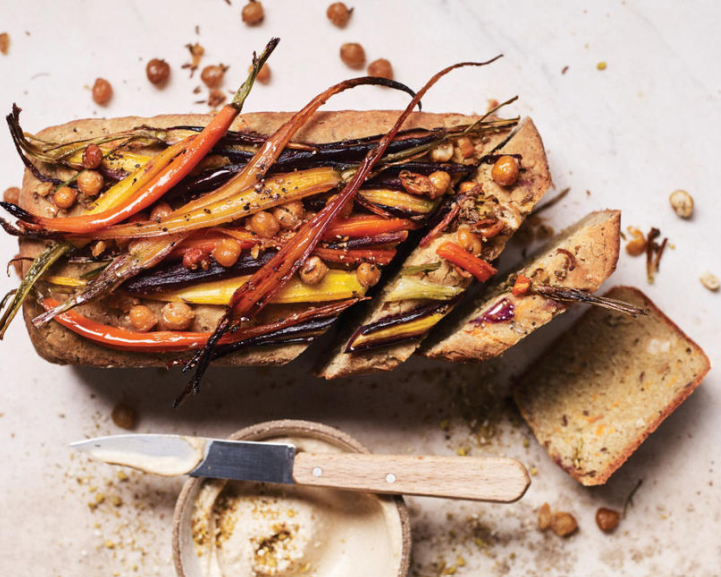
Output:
[{"xmin": 293, "ymin": 453, "xmax": 530, "ymax": 503}]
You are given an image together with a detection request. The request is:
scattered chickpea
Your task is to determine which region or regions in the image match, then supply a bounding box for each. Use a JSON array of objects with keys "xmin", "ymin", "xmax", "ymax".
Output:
[
  {"xmin": 92, "ymin": 78, "xmax": 113, "ymax": 105},
  {"xmin": 340, "ymin": 43, "xmax": 366, "ymax": 69},
  {"xmin": 458, "ymin": 181, "xmax": 478, "ymax": 194},
  {"xmin": 597, "ymin": 61, "xmax": 607, "ymax": 71},
  {"xmin": 77, "ymin": 170, "xmax": 105, "ymax": 197},
  {"xmin": 399, "ymin": 170, "xmax": 442, "ymax": 199},
  {"xmin": 300, "ymin": 256, "xmax": 329, "ymax": 285},
  {"xmin": 625, "ymin": 227, "xmax": 646, "ymax": 257},
  {"xmin": 429, "ymin": 170, "xmax": 451, "ymax": 197},
  {"xmin": 0, "ymin": 32, "xmax": 9, "ymax": 56},
  {"xmin": 212, "ymin": 238, "xmax": 243, "ymax": 268},
  {"xmin": 111, "ymin": 403, "xmax": 136, "ymax": 430},
  {"xmin": 491, "ymin": 155, "xmax": 520, "ymax": 187},
  {"xmin": 357, "ymin": 262, "xmax": 381, "ymax": 287},
  {"xmin": 82, "ymin": 143, "xmax": 104, "ymax": 170},
  {"xmin": 700, "ymin": 271, "xmax": 720, "ymax": 292},
  {"xmin": 537, "ymin": 503, "xmax": 552, "ymax": 530},
  {"xmin": 128, "ymin": 305, "xmax": 158, "ymax": 332},
  {"xmin": 3, "ymin": 186, "xmax": 20, "ymax": 204},
  {"xmin": 201, "ymin": 64, "xmax": 226, "ymax": 89},
  {"xmin": 241, "ymin": 0, "xmax": 264, "ymax": 25},
  {"xmin": 455, "ymin": 137, "xmax": 475, "ymax": 159},
  {"xmin": 457, "ymin": 226, "xmax": 482, "ymax": 256},
  {"xmin": 54, "ymin": 186, "xmax": 77, "ymax": 209},
  {"xmin": 250, "ymin": 211, "xmax": 281, "ymax": 238},
  {"xmin": 161, "ymin": 302, "xmax": 195, "ymax": 331},
  {"xmin": 273, "ymin": 201, "xmax": 304, "ymax": 230},
  {"xmin": 550, "ymin": 512, "xmax": 578, "ymax": 537},
  {"xmin": 669, "ymin": 189, "xmax": 694, "ymax": 219},
  {"xmin": 595, "ymin": 508, "xmax": 620, "ymax": 532},
  {"xmin": 327, "ymin": 2, "xmax": 353, "ymax": 27},
  {"xmin": 249, "ymin": 63, "xmax": 271, "ymax": 84},
  {"xmin": 208, "ymin": 89, "xmax": 226, "ymax": 108},
  {"xmin": 146, "ymin": 58, "xmax": 171, "ymax": 86},
  {"xmin": 367, "ymin": 58, "xmax": 393, "ymax": 80},
  {"xmin": 91, "ymin": 241, "xmax": 107, "ymax": 258},
  {"xmin": 430, "ymin": 142, "xmax": 454, "ymax": 163},
  {"xmin": 149, "ymin": 201, "xmax": 172, "ymax": 222}
]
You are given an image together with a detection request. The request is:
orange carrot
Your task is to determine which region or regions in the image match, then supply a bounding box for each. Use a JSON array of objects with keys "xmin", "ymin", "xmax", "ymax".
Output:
[{"xmin": 436, "ymin": 241, "xmax": 497, "ymax": 282}]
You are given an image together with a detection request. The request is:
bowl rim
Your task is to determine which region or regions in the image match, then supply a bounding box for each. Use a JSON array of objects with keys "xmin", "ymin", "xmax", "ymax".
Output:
[{"xmin": 172, "ymin": 419, "xmax": 411, "ymax": 577}]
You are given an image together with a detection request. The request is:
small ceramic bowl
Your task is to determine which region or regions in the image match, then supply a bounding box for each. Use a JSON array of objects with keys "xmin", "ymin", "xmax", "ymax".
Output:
[{"xmin": 173, "ymin": 419, "xmax": 411, "ymax": 577}]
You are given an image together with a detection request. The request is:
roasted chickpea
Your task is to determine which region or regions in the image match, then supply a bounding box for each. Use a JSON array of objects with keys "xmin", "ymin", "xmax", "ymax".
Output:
[
  {"xmin": 430, "ymin": 142, "xmax": 453, "ymax": 163},
  {"xmin": 201, "ymin": 64, "xmax": 226, "ymax": 88},
  {"xmin": 92, "ymin": 78, "xmax": 113, "ymax": 105},
  {"xmin": 327, "ymin": 194, "xmax": 353, "ymax": 218},
  {"xmin": 399, "ymin": 170, "xmax": 438, "ymax": 199},
  {"xmin": 241, "ymin": 0, "xmax": 264, "ymax": 25},
  {"xmin": 455, "ymin": 137, "xmax": 474, "ymax": 159},
  {"xmin": 300, "ymin": 256, "xmax": 329, "ymax": 285},
  {"xmin": 550, "ymin": 512, "xmax": 578, "ymax": 537},
  {"xmin": 149, "ymin": 201, "xmax": 172, "ymax": 222},
  {"xmin": 491, "ymin": 155, "xmax": 520, "ymax": 187},
  {"xmin": 3, "ymin": 186, "xmax": 20, "ymax": 204},
  {"xmin": 669, "ymin": 189, "xmax": 694, "ymax": 219},
  {"xmin": 250, "ymin": 211, "xmax": 281, "ymax": 238},
  {"xmin": 111, "ymin": 403, "xmax": 136, "ymax": 430},
  {"xmin": 161, "ymin": 302, "xmax": 195, "ymax": 331},
  {"xmin": 146, "ymin": 58, "xmax": 171, "ymax": 86},
  {"xmin": 429, "ymin": 171, "xmax": 451, "ymax": 196},
  {"xmin": 128, "ymin": 305, "xmax": 158, "ymax": 332},
  {"xmin": 457, "ymin": 226, "xmax": 482, "ymax": 256},
  {"xmin": 212, "ymin": 238, "xmax": 242, "ymax": 267},
  {"xmin": 272, "ymin": 201, "xmax": 304, "ymax": 230},
  {"xmin": 82, "ymin": 143, "xmax": 103, "ymax": 169},
  {"xmin": 340, "ymin": 43, "xmax": 366, "ymax": 69},
  {"xmin": 367, "ymin": 58, "xmax": 393, "ymax": 80},
  {"xmin": 595, "ymin": 508, "xmax": 620, "ymax": 533},
  {"xmin": 625, "ymin": 227, "xmax": 646, "ymax": 257},
  {"xmin": 357, "ymin": 262, "xmax": 381, "ymax": 287},
  {"xmin": 327, "ymin": 2, "xmax": 353, "ymax": 27},
  {"xmin": 54, "ymin": 186, "xmax": 77, "ymax": 209},
  {"xmin": 458, "ymin": 181, "xmax": 478, "ymax": 194},
  {"xmin": 183, "ymin": 247, "xmax": 211, "ymax": 271},
  {"xmin": 77, "ymin": 170, "xmax": 105, "ymax": 197},
  {"xmin": 254, "ymin": 63, "xmax": 271, "ymax": 84}
]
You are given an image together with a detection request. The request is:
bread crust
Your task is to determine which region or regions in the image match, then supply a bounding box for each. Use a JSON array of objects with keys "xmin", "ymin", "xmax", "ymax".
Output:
[
  {"xmin": 423, "ymin": 209, "xmax": 621, "ymax": 362},
  {"xmin": 513, "ymin": 285, "xmax": 711, "ymax": 485},
  {"xmin": 18, "ymin": 111, "xmax": 484, "ymax": 367},
  {"xmin": 317, "ymin": 117, "xmax": 552, "ymax": 379}
]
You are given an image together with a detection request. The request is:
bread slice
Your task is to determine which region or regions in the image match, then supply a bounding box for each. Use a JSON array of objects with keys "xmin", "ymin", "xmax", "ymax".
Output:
[
  {"xmin": 513, "ymin": 286, "xmax": 711, "ymax": 486},
  {"xmin": 17, "ymin": 110, "xmax": 502, "ymax": 367},
  {"xmin": 422, "ymin": 209, "xmax": 621, "ymax": 362},
  {"xmin": 317, "ymin": 118, "xmax": 551, "ymax": 379}
]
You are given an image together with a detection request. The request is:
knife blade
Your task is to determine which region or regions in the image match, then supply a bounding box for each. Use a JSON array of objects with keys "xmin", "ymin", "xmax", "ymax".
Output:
[
  {"xmin": 71, "ymin": 433, "xmax": 530, "ymax": 502},
  {"xmin": 71, "ymin": 434, "xmax": 297, "ymax": 484}
]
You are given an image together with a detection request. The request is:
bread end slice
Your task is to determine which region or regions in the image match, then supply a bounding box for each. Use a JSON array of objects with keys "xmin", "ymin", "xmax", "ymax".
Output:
[
  {"xmin": 513, "ymin": 286, "xmax": 711, "ymax": 485},
  {"xmin": 422, "ymin": 209, "xmax": 621, "ymax": 362}
]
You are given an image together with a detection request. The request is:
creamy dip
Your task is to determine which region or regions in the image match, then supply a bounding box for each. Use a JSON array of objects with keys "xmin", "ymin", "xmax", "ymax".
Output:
[
  {"xmin": 190, "ymin": 436, "xmax": 403, "ymax": 577},
  {"xmin": 90, "ymin": 435, "xmax": 206, "ymax": 476}
]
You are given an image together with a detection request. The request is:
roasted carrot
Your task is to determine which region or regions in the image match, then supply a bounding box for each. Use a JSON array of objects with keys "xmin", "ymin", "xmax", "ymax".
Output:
[
  {"xmin": 436, "ymin": 241, "xmax": 497, "ymax": 282},
  {"xmin": 324, "ymin": 215, "xmax": 415, "ymax": 239}
]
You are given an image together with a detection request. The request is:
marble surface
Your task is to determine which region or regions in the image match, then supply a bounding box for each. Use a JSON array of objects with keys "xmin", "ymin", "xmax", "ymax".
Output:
[{"xmin": 0, "ymin": 1, "xmax": 719, "ymax": 575}]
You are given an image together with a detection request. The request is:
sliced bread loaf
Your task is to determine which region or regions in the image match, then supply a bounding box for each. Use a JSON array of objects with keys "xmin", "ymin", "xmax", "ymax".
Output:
[
  {"xmin": 513, "ymin": 286, "xmax": 711, "ymax": 485},
  {"xmin": 422, "ymin": 209, "xmax": 621, "ymax": 362}
]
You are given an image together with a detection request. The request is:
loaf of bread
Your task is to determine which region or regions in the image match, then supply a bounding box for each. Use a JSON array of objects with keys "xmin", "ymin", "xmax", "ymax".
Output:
[
  {"xmin": 18, "ymin": 111, "xmax": 490, "ymax": 367},
  {"xmin": 513, "ymin": 286, "xmax": 711, "ymax": 485},
  {"xmin": 422, "ymin": 209, "xmax": 621, "ymax": 362}
]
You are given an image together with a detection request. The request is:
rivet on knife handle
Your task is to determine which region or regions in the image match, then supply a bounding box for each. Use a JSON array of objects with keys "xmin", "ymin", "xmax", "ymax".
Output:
[{"xmin": 292, "ymin": 453, "xmax": 530, "ymax": 502}]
